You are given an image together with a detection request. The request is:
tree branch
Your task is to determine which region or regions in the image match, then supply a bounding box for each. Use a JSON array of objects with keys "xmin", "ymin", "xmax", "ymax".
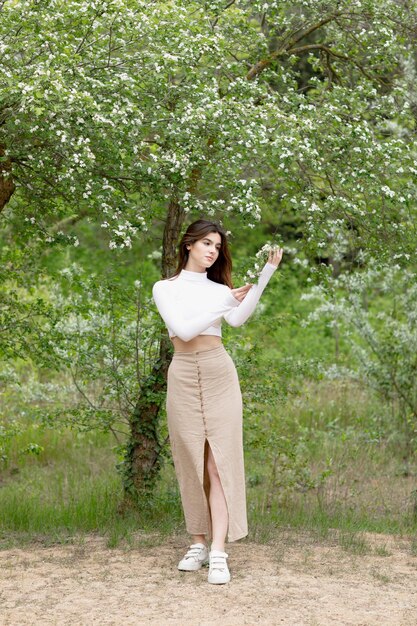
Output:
[
  {"xmin": 49, "ymin": 210, "xmax": 90, "ymax": 233},
  {"xmin": 287, "ymin": 43, "xmax": 349, "ymax": 61},
  {"xmin": 247, "ymin": 12, "xmax": 343, "ymax": 80},
  {"xmin": 75, "ymin": 7, "xmax": 106, "ymax": 55},
  {"xmin": 246, "ymin": 10, "xmax": 391, "ymax": 86},
  {"xmin": 212, "ymin": 0, "xmax": 237, "ymax": 28},
  {"xmin": 287, "ymin": 12, "xmax": 344, "ymax": 48}
]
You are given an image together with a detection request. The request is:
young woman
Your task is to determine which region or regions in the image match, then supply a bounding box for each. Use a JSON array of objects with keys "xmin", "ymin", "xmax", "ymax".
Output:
[{"xmin": 152, "ymin": 219, "xmax": 283, "ymax": 585}]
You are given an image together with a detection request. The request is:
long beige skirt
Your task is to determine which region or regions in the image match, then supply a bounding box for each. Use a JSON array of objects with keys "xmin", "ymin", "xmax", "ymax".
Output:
[{"xmin": 166, "ymin": 344, "xmax": 247, "ymax": 543}]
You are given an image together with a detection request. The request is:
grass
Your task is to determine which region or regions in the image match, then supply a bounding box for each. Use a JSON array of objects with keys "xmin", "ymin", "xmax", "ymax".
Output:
[
  {"xmin": 0, "ymin": 423, "xmax": 184, "ymax": 548},
  {"xmin": 0, "ymin": 379, "xmax": 416, "ymax": 549},
  {"xmin": 245, "ymin": 379, "xmax": 417, "ymax": 540}
]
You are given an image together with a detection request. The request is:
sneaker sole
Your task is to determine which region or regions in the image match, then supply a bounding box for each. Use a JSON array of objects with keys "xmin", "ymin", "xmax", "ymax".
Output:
[{"xmin": 208, "ymin": 574, "xmax": 231, "ymax": 584}]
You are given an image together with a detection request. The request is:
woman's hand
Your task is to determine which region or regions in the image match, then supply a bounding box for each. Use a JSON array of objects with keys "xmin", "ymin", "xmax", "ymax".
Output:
[
  {"xmin": 231, "ymin": 283, "xmax": 253, "ymax": 302},
  {"xmin": 268, "ymin": 247, "xmax": 283, "ymax": 267},
  {"xmin": 231, "ymin": 248, "xmax": 283, "ymax": 303}
]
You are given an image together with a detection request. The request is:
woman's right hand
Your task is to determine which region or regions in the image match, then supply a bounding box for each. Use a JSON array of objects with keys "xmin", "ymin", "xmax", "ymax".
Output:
[{"xmin": 231, "ymin": 283, "xmax": 253, "ymax": 302}]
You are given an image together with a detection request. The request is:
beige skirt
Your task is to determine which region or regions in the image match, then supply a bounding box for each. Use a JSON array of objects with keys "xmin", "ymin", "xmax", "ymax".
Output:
[{"xmin": 166, "ymin": 344, "xmax": 247, "ymax": 542}]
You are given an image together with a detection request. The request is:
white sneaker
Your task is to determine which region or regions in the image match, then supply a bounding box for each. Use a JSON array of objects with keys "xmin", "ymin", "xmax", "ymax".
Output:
[
  {"xmin": 177, "ymin": 543, "xmax": 209, "ymax": 571},
  {"xmin": 208, "ymin": 550, "xmax": 231, "ymax": 584}
]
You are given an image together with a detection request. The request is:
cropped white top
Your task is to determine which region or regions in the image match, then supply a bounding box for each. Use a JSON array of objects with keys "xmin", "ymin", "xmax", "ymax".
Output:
[{"xmin": 152, "ymin": 262, "xmax": 277, "ymax": 342}]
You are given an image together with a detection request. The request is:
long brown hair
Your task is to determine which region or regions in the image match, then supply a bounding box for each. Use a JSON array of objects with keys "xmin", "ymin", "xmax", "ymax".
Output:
[{"xmin": 173, "ymin": 219, "xmax": 233, "ymax": 288}]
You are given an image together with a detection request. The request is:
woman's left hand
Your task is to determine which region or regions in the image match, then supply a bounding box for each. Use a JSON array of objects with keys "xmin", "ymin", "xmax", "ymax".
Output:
[
  {"xmin": 268, "ymin": 247, "xmax": 284, "ymax": 267},
  {"xmin": 231, "ymin": 283, "xmax": 253, "ymax": 302}
]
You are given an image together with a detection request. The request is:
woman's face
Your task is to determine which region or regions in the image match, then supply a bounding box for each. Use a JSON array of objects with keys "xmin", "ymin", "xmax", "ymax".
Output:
[{"xmin": 187, "ymin": 231, "xmax": 222, "ymax": 269}]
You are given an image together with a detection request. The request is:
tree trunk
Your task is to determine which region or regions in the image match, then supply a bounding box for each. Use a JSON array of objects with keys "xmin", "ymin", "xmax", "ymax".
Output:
[
  {"xmin": 122, "ymin": 197, "xmax": 185, "ymax": 502},
  {"xmin": 122, "ymin": 332, "xmax": 172, "ymax": 501},
  {"xmin": 0, "ymin": 145, "xmax": 15, "ymax": 211},
  {"xmin": 162, "ymin": 197, "xmax": 186, "ymax": 279}
]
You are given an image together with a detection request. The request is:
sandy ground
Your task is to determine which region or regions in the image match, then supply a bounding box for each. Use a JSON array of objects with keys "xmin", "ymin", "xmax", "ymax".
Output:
[{"xmin": 0, "ymin": 532, "xmax": 416, "ymax": 626}]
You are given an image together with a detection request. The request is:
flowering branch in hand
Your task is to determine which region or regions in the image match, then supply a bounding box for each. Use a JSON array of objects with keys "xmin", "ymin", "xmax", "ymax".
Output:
[{"xmin": 244, "ymin": 242, "xmax": 281, "ymax": 281}]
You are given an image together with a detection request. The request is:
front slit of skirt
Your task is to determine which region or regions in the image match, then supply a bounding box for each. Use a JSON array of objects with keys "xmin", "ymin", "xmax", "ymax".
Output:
[
  {"xmin": 195, "ymin": 354, "xmax": 231, "ymax": 541},
  {"xmin": 201, "ymin": 437, "xmax": 231, "ymax": 542}
]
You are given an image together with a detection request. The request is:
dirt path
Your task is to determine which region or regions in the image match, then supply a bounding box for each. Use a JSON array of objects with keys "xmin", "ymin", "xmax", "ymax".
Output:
[{"xmin": 1, "ymin": 532, "xmax": 416, "ymax": 625}]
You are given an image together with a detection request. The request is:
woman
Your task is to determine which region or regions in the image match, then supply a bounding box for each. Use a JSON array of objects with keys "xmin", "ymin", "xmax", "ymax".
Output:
[{"xmin": 152, "ymin": 219, "xmax": 282, "ymax": 584}]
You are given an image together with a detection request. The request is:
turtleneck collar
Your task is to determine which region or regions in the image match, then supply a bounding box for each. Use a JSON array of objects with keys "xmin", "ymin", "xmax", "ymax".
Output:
[{"xmin": 179, "ymin": 269, "xmax": 208, "ymax": 282}]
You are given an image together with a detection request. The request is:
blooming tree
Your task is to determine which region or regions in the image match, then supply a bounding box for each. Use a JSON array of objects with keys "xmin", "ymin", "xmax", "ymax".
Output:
[{"xmin": 1, "ymin": 0, "xmax": 416, "ymax": 256}]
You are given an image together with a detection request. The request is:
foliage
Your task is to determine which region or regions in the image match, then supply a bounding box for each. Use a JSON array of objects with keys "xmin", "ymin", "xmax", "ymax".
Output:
[
  {"xmin": 0, "ymin": 0, "xmax": 415, "ymax": 253},
  {"xmin": 1, "ymin": 0, "xmax": 417, "ymax": 501},
  {"xmin": 25, "ymin": 264, "xmax": 162, "ymax": 431},
  {"xmin": 304, "ymin": 260, "xmax": 417, "ymax": 454}
]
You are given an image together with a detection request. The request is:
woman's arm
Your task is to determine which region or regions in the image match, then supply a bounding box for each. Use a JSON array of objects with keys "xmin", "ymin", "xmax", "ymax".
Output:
[
  {"xmin": 152, "ymin": 281, "xmax": 239, "ymax": 342},
  {"xmin": 224, "ymin": 261, "xmax": 278, "ymax": 327}
]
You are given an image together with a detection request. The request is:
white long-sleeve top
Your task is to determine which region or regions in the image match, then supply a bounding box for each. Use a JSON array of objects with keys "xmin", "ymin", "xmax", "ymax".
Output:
[{"xmin": 152, "ymin": 262, "xmax": 277, "ymax": 342}]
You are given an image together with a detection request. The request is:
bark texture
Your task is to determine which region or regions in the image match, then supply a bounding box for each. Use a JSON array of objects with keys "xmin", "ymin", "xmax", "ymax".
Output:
[{"xmin": 0, "ymin": 145, "xmax": 15, "ymax": 211}]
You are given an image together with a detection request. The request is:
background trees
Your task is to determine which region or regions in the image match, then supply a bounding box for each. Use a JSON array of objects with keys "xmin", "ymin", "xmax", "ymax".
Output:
[{"xmin": 1, "ymin": 0, "xmax": 416, "ymax": 508}]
